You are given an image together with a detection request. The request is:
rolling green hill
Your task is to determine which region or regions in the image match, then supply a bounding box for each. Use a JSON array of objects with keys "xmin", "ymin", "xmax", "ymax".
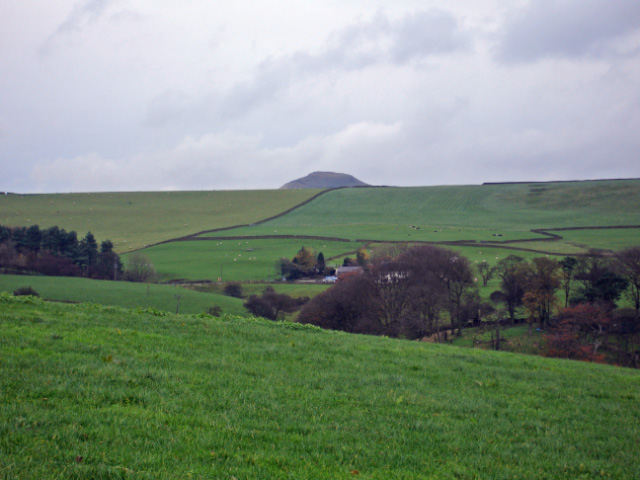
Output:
[
  {"xmin": 2, "ymin": 180, "xmax": 639, "ymax": 285},
  {"xmin": 2, "ymin": 294, "xmax": 639, "ymax": 479},
  {"xmin": 201, "ymin": 181, "xmax": 640, "ymax": 243},
  {"xmin": 0, "ymin": 189, "xmax": 322, "ymax": 252}
]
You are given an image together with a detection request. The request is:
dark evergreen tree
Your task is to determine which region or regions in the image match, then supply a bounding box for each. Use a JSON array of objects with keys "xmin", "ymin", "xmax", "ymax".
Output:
[
  {"xmin": 25, "ymin": 225, "xmax": 42, "ymax": 253},
  {"xmin": 316, "ymin": 252, "xmax": 326, "ymax": 275}
]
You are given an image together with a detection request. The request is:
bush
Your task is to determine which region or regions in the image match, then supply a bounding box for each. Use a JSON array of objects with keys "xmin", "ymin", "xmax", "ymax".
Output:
[
  {"xmin": 206, "ymin": 305, "xmax": 223, "ymax": 316},
  {"xmin": 243, "ymin": 287, "xmax": 307, "ymax": 320},
  {"xmin": 223, "ymin": 282, "xmax": 243, "ymax": 298},
  {"xmin": 13, "ymin": 286, "xmax": 39, "ymax": 297}
]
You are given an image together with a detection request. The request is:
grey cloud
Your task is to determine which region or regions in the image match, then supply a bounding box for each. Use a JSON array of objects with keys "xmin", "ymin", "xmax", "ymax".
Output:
[
  {"xmin": 497, "ymin": 0, "xmax": 640, "ymax": 63},
  {"xmin": 39, "ymin": 0, "xmax": 119, "ymax": 55},
  {"xmin": 55, "ymin": 0, "xmax": 112, "ymax": 34},
  {"xmin": 390, "ymin": 10, "xmax": 471, "ymax": 64},
  {"xmin": 311, "ymin": 9, "xmax": 471, "ymax": 70},
  {"xmin": 146, "ymin": 9, "xmax": 472, "ymax": 128}
]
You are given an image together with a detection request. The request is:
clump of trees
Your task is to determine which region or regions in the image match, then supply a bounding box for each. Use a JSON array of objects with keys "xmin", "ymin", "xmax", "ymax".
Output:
[
  {"xmin": 297, "ymin": 244, "xmax": 640, "ymax": 367},
  {"xmin": 540, "ymin": 248, "xmax": 640, "ymax": 367},
  {"xmin": 0, "ymin": 224, "xmax": 122, "ymax": 280},
  {"xmin": 277, "ymin": 246, "xmax": 335, "ymax": 280},
  {"xmin": 243, "ymin": 286, "xmax": 309, "ymax": 320},
  {"xmin": 299, "ymin": 245, "xmax": 482, "ymax": 339}
]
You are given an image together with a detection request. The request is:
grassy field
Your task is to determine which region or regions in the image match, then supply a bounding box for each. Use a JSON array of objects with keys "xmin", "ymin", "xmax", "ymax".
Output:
[
  {"xmin": 552, "ymin": 227, "xmax": 640, "ymax": 252},
  {"xmin": 0, "ymin": 274, "xmax": 245, "ymax": 316},
  {"xmin": 2, "ymin": 181, "xmax": 639, "ymax": 283},
  {"xmin": 450, "ymin": 325, "xmax": 545, "ymax": 355},
  {"xmin": 1, "ymin": 294, "xmax": 639, "ymax": 479},
  {"xmin": 187, "ymin": 282, "xmax": 331, "ymax": 300},
  {"xmin": 132, "ymin": 238, "xmax": 363, "ymax": 282},
  {"xmin": 0, "ymin": 189, "xmax": 321, "ymax": 252},
  {"xmin": 199, "ymin": 181, "xmax": 640, "ymax": 243}
]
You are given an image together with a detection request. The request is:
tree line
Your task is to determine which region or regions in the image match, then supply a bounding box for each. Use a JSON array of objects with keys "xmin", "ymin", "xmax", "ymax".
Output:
[
  {"xmin": 297, "ymin": 244, "xmax": 640, "ymax": 367},
  {"xmin": 0, "ymin": 224, "xmax": 123, "ymax": 280}
]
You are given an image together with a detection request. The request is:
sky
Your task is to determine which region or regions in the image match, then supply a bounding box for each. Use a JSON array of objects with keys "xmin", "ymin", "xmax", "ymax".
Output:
[{"xmin": 1, "ymin": 0, "xmax": 640, "ymax": 193}]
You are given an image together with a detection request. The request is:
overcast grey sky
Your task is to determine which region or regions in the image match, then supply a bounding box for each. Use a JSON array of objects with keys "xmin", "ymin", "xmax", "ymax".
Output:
[{"xmin": 1, "ymin": 0, "xmax": 639, "ymax": 192}]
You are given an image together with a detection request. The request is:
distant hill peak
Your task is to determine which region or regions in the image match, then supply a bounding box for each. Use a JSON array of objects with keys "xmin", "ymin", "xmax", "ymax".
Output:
[{"xmin": 280, "ymin": 171, "xmax": 369, "ymax": 189}]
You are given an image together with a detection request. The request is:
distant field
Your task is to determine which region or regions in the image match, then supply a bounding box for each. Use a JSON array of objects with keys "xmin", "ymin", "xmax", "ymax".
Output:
[
  {"xmin": 200, "ymin": 181, "xmax": 640, "ymax": 242},
  {"xmin": 2, "ymin": 181, "xmax": 639, "ymax": 283},
  {"xmin": 0, "ymin": 274, "xmax": 244, "ymax": 316},
  {"xmin": 552, "ymin": 227, "xmax": 640, "ymax": 252},
  {"xmin": 2, "ymin": 295, "xmax": 639, "ymax": 479},
  {"xmin": 0, "ymin": 189, "xmax": 322, "ymax": 252},
  {"xmin": 201, "ymin": 223, "xmax": 544, "ymax": 243},
  {"xmin": 188, "ymin": 282, "xmax": 331, "ymax": 300},
  {"xmin": 132, "ymin": 238, "xmax": 363, "ymax": 282}
]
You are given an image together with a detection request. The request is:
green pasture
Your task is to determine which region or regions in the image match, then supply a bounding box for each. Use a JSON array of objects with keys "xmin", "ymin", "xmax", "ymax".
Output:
[
  {"xmin": 132, "ymin": 238, "xmax": 363, "ymax": 282},
  {"xmin": 201, "ymin": 181, "xmax": 640, "ymax": 240},
  {"xmin": 187, "ymin": 282, "xmax": 331, "ymax": 299},
  {"xmin": 450, "ymin": 325, "xmax": 545, "ymax": 355},
  {"xmin": 554, "ymin": 227, "xmax": 640, "ymax": 252},
  {"xmin": 201, "ymin": 223, "xmax": 543, "ymax": 243},
  {"xmin": 0, "ymin": 189, "xmax": 321, "ymax": 252},
  {"xmin": 2, "ymin": 295, "xmax": 639, "ymax": 479},
  {"xmin": 0, "ymin": 274, "xmax": 244, "ymax": 316}
]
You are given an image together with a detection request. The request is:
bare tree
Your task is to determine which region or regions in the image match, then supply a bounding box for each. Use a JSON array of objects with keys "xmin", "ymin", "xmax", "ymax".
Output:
[{"xmin": 125, "ymin": 252, "xmax": 156, "ymax": 282}]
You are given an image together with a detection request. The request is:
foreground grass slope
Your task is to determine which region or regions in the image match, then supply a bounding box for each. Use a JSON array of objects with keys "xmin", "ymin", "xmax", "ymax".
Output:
[
  {"xmin": 2, "ymin": 295, "xmax": 639, "ymax": 479},
  {"xmin": 0, "ymin": 189, "xmax": 322, "ymax": 252}
]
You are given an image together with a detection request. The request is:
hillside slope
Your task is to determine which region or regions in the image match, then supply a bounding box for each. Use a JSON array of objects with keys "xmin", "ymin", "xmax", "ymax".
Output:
[
  {"xmin": 2, "ymin": 294, "xmax": 639, "ymax": 479},
  {"xmin": 0, "ymin": 189, "xmax": 322, "ymax": 252},
  {"xmin": 202, "ymin": 179, "xmax": 640, "ymax": 244}
]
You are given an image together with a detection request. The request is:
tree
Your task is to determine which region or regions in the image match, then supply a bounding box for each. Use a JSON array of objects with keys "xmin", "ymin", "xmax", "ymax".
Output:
[
  {"xmin": 95, "ymin": 240, "xmax": 123, "ymax": 280},
  {"xmin": 493, "ymin": 255, "xmax": 530, "ymax": 323},
  {"xmin": 544, "ymin": 304, "xmax": 610, "ymax": 361},
  {"xmin": 476, "ymin": 260, "xmax": 493, "ymax": 287},
  {"xmin": 440, "ymin": 252, "xmax": 475, "ymax": 335},
  {"xmin": 298, "ymin": 271, "xmax": 377, "ymax": 333},
  {"xmin": 0, "ymin": 225, "xmax": 11, "ymax": 244},
  {"xmin": 293, "ymin": 246, "xmax": 316, "ymax": 274},
  {"xmin": 523, "ymin": 257, "xmax": 560, "ymax": 328},
  {"xmin": 277, "ymin": 257, "xmax": 304, "ymax": 280},
  {"xmin": 356, "ymin": 247, "xmax": 370, "ymax": 266},
  {"xmin": 25, "ymin": 225, "xmax": 42, "ymax": 253},
  {"xmin": 615, "ymin": 247, "xmax": 640, "ymax": 316},
  {"xmin": 223, "ymin": 282, "xmax": 243, "ymax": 298},
  {"xmin": 76, "ymin": 232, "xmax": 99, "ymax": 276},
  {"xmin": 559, "ymin": 256, "xmax": 578, "ymax": 308},
  {"xmin": 316, "ymin": 252, "xmax": 326, "ymax": 275},
  {"xmin": 125, "ymin": 253, "xmax": 156, "ymax": 282}
]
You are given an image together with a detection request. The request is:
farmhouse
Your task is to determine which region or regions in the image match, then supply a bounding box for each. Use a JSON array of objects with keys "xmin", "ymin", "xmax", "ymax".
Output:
[{"xmin": 336, "ymin": 266, "xmax": 362, "ymax": 278}]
